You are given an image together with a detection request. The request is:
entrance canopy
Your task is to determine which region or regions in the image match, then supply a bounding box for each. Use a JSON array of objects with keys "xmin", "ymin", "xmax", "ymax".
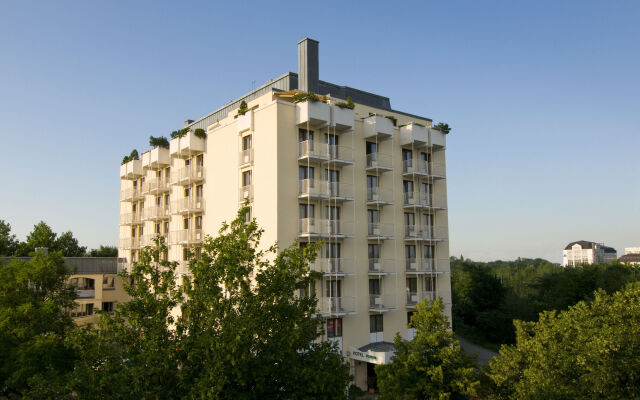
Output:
[{"xmin": 349, "ymin": 342, "xmax": 395, "ymax": 365}]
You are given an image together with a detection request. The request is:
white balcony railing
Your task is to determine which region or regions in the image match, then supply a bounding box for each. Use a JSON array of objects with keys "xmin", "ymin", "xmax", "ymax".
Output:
[
  {"xmin": 368, "ymin": 258, "xmax": 396, "ymax": 275},
  {"xmin": 419, "ymin": 226, "xmax": 449, "ymax": 241},
  {"xmin": 77, "ymin": 289, "xmax": 95, "ymax": 299},
  {"xmin": 120, "ymin": 187, "xmax": 143, "ymax": 202},
  {"xmin": 313, "ymin": 258, "xmax": 354, "ymax": 275},
  {"xmin": 120, "ymin": 159, "xmax": 143, "ymax": 180},
  {"xmin": 406, "ymin": 291, "xmax": 436, "ymax": 307},
  {"xmin": 365, "ymin": 153, "xmax": 393, "ymax": 171},
  {"xmin": 142, "ymin": 206, "xmax": 171, "ymax": 220},
  {"xmin": 118, "ymin": 237, "xmax": 141, "ymax": 250},
  {"xmin": 140, "ymin": 234, "xmax": 168, "ymax": 247},
  {"xmin": 367, "ymin": 223, "xmax": 394, "ymax": 239},
  {"xmin": 141, "ymin": 147, "xmax": 170, "ymax": 169},
  {"xmin": 296, "ymin": 100, "xmax": 330, "ymax": 128},
  {"xmin": 169, "ymin": 229, "xmax": 203, "ymax": 245},
  {"xmin": 319, "ymin": 296, "xmax": 356, "ymax": 315},
  {"xmin": 119, "ymin": 213, "xmax": 142, "ymax": 225},
  {"xmin": 239, "ymin": 185, "xmax": 253, "ymax": 202},
  {"xmin": 366, "ymin": 187, "xmax": 394, "ymax": 205},
  {"xmin": 142, "ymin": 178, "xmax": 170, "ymax": 194},
  {"xmin": 399, "ymin": 123, "xmax": 429, "ymax": 148},
  {"xmin": 363, "ymin": 115, "xmax": 394, "ymax": 140},
  {"xmin": 369, "ymin": 294, "xmax": 396, "ymax": 311},
  {"xmin": 298, "ymin": 179, "xmax": 327, "ymax": 199},
  {"xmin": 171, "ymin": 165, "xmax": 205, "ymax": 185},
  {"xmin": 172, "ymin": 197, "xmax": 205, "ymax": 214},
  {"xmin": 406, "ymin": 258, "xmax": 449, "ymax": 274},
  {"xmin": 298, "ymin": 218, "xmax": 354, "ymax": 238},
  {"xmin": 331, "ymin": 105, "xmax": 354, "ymax": 131},
  {"xmin": 169, "ymin": 131, "xmax": 205, "ymax": 158},
  {"xmin": 239, "ymin": 149, "xmax": 253, "ymax": 166}
]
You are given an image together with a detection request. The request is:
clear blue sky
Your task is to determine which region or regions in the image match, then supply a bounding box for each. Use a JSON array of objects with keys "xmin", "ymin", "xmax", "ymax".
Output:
[{"xmin": 1, "ymin": 1, "xmax": 638, "ymax": 263}]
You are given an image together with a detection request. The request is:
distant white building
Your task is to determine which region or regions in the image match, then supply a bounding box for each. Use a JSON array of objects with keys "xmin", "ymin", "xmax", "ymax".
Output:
[
  {"xmin": 619, "ymin": 247, "xmax": 640, "ymax": 265},
  {"xmin": 562, "ymin": 240, "xmax": 617, "ymax": 267}
]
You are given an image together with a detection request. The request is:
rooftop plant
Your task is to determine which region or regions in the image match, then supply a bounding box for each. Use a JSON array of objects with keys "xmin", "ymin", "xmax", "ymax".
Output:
[
  {"xmin": 433, "ymin": 122, "xmax": 451, "ymax": 134},
  {"xmin": 149, "ymin": 136, "xmax": 170, "ymax": 149},
  {"xmin": 121, "ymin": 149, "xmax": 140, "ymax": 165},
  {"xmin": 292, "ymin": 91, "xmax": 321, "ymax": 103},
  {"xmin": 170, "ymin": 128, "xmax": 188, "ymax": 139},
  {"xmin": 237, "ymin": 100, "xmax": 249, "ymax": 116},
  {"xmin": 335, "ymin": 96, "xmax": 355, "ymax": 110},
  {"xmin": 193, "ymin": 128, "xmax": 207, "ymax": 139}
]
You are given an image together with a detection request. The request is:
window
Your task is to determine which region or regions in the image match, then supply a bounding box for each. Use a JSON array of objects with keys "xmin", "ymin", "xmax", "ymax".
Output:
[
  {"xmin": 155, "ymin": 223, "xmax": 161, "ymax": 234},
  {"xmin": 242, "ymin": 135, "xmax": 251, "ymax": 150},
  {"xmin": 420, "ymin": 152, "xmax": 430, "ymax": 163},
  {"xmin": 139, "ymin": 226, "xmax": 143, "ymax": 236},
  {"xmin": 196, "ymin": 154, "xmax": 203, "ymax": 167},
  {"xmin": 366, "ymin": 141, "xmax": 377, "ymax": 155},
  {"xmin": 185, "ymin": 159, "xmax": 191, "ymax": 166},
  {"xmin": 407, "ymin": 311, "xmax": 415, "ymax": 327},
  {"xmin": 327, "ymin": 318, "xmax": 343, "ymax": 338},
  {"xmin": 102, "ymin": 276, "xmax": 115, "ymax": 289},
  {"xmin": 366, "ymin": 175, "xmax": 378, "ymax": 190},
  {"xmin": 299, "ymin": 128, "xmax": 314, "ymax": 143},
  {"xmin": 403, "ymin": 180, "xmax": 414, "ymax": 193},
  {"xmin": 370, "ymin": 314, "xmax": 383, "ymax": 333},
  {"xmin": 183, "ymin": 217, "xmax": 190, "ymax": 229},
  {"xmin": 368, "ymin": 244, "xmax": 380, "ymax": 260},
  {"xmin": 324, "ymin": 133, "xmax": 338, "ymax": 146},
  {"xmin": 132, "ymin": 203, "xmax": 137, "ymax": 213},
  {"xmin": 102, "ymin": 302, "xmax": 114, "ymax": 313},
  {"xmin": 183, "ymin": 247, "xmax": 189, "ymax": 261},
  {"xmin": 406, "ymin": 277, "xmax": 417, "ymax": 293},
  {"xmin": 156, "ymin": 170, "xmax": 162, "ymax": 178},
  {"xmin": 299, "ymin": 166, "xmax": 314, "ymax": 181},
  {"xmin": 325, "ymin": 205, "xmax": 340, "ymax": 221},
  {"xmin": 242, "ymin": 171, "xmax": 251, "ymax": 187},
  {"xmin": 156, "ymin": 196, "xmax": 161, "ymax": 206},
  {"xmin": 132, "ymin": 181, "xmax": 137, "ymax": 188},
  {"xmin": 423, "ymin": 244, "xmax": 434, "ymax": 259},
  {"xmin": 86, "ymin": 303, "xmax": 94, "ymax": 316},
  {"xmin": 164, "ymin": 194, "xmax": 170, "ymax": 206},
  {"xmin": 405, "ymin": 245, "xmax": 416, "ymax": 260},
  {"xmin": 195, "ymin": 216, "xmax": 202, "ymax": 229},
  {"xmin": 369, "ymin": 279, "xmax": 381, "ymax": 295},
  {"xmin": 404, "ymin": 213, "xmax": 415, "ymax": 228},
  {"xmin": 184, "ymin": 187, "xmax": 191, "ymax": 197},
  {"xmin": 165, "ymin": 168, "xmax": 170, "ymax": 180},
  {"xmin": 164, "ymin": 221, "xmax": 169, "ymax": 233},
  {"xmin": 244, "ymin": 207, "xmax": 251, "ymax": 223},
  {"xmin": 325, "ymin": 242, "xmax": 341, "ymax": 259},
  {"xmin": 299, "ymin": 204, "xmax": 315, "ymax": 219},
  {"xmin": 131, "ymin": 227, "xmax": 136, "ymax": 237},
  {"xmin": 325, "ymin": 168, "xmax": 339, "ymax": 182},
  {"xmin": 367, "ymin": 209, "xmax": 380, "ymax": 225},
  {"xmin": 423, "ymin": 213, "xmax": 433, "ymax": 229},
  {"xmin": 425, "ymin": 276, "xmax": 437, "ymax": 292},
  {"xmin": 325, "ymin": 280, "xmax": 342, "ymax": 297},
  {"xmin": 402, "ymin": 149, "xmax": 413, "ymax": 167}
]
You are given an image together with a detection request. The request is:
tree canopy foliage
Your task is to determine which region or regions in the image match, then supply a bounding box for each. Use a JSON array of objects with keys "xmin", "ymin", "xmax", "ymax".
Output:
[
  {"xmin": 87, "ymin": 245, "xmax": 118, "ymax": 257},
  {"xmin": 376, "ymin": 297, "xmax": 479, "ymax": 399},
  {"xmin": 10, "ymin": 221, "xmax": 87, "ymax": 257},
  {"xmin": 0, "ymin": 220, "xmax": 19, "ymax": 256},
  {"xmin": 486, "ymin": 283, "xmax": 640, "ymax": 399}
]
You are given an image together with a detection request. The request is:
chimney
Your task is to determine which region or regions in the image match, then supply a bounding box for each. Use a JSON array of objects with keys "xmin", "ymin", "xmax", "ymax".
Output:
[
  {"xmin": 298, "ymin": 38, "xmax": 319, "ymax": 93},
  {"xmin": 184, "ymin": 119, "xmax": 194, "ymax": 127}
]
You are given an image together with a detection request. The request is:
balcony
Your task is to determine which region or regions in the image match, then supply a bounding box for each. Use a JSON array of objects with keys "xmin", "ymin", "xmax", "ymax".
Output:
[
  {"xmin": 406, "ymin": 291, "xmax": 436, "ymax": 308},
  {"xmin": 430, "ymin": 128, "xmax": 446, "ymax": 148},
  {"xmin": 142, "ymin": 206, "xmax": 170, "ymax": 221},
  {"xmin": 118, "ymin": 237, "xmax": 140, "ymax": 250},
  {"xmin": 172, "ymin": 165, "xmax": 205, "ymax": 186},
  {"xmin": 172, "ymin": 197, "xmax": 205, "ymax": 214},
  {"xmin": 141, "ymin": 147, "xmax": 170, "ymax": 169},
  {"xmin": 319, "ymin": 296, "xmax": 356, "ymax": 316},
  {"xmin": 77, "ymin": 289, "xmax": 95, "ymax": 299},
  {"xmin": 169, "ymin": 229, "xmax": 203, "ymax": 245},
  {"xmin": 403, "ymin": 191, "xmax": 428, "ymax": 209},
  {"xmin": 368, "ymin": 259, "xmax": 396, "ymax": 276},
  {"xmin": 429, "ymin": 163, "xmax": 446, "ymax": 179},
  {"xmin": 169, "ymin": 131, "xmax": 205, "ymax": 158},
  {"xmin": 298, "ymin": 218, "xmax": 354, "ymax": 239},
  {"xmin": 425, "ymin": 194, "xmax": 447, "ymax": 210},
  {"xmin": 363, "ymin": 115, "xmax": 394, "ymax": 140},
  {"xmin": 399, "ymin": 123, "xmax": 429, "ymax": 148},
  {"xmin": 404, "ymin": 225, "xmax": 422, "ymax": 241},
  {"xmin": 120, "ymin": 159, "xmax": 143, "ymax": 180},
  {"xmin": 298, "ymin": 142, "xmax": 354, "ymax": 166},
  {"xmin": 369, "ymin": 294, "xmax": 396, "ymax": 312},
  {"xmin": 419, "ymin": 226, "xmax": 449, "ymax": 242},
  {"xmin": 119, "ymin": 212, "xmax": 142, "ymax": 226},
  {"xmin": 120, "ymin": 187, "xmax": 143, "ymax": 202},
  {"xmin": 312, "ymin": 258, "xmax": 354, "ymax": 276},
  {"xmin": 365, "ymin": 153, "xmax": 393, "ymax": 173},
  {"xmin": 298, "ymin": 179, "xmax": 328, "ymax": 200},
  {"xmin": 142, "ymin": 178, "xmax": 170, "ymax": 194},
  {"xmin": 405, "ymin": 258, "xmax": 449, "ymax": 274},
  {"xmin": 239, "ymin": 149, "xmax": 253, "ymax": 167},
  {"xmin": 402, "ymin": 160, "xmax": 430, "ymax": 178},
  {"xmin": 367, "ymin": 223, "xmax": 394, "ymax": 240},
  {"xmin": 331, "ymin": 105, "xmax": 354, "ymax": 131},
  {"xmin": 141, "ymin": 234, "xmax": 168, "ymax": 247},
  {"xmin": 239, "ymin": 185, "xmax": 253, "ymax": 202},
  {"xmin": 327, "ymin": 182, "xmax": 354, "ymax": 202},
  {"xmin": 366, "ymin": 187, "xmax": 393, "ymax": 207},
  {"xmin": 296, "ymin": 100, "xmax": 330, "ymax": 128},
  {"xmin": 237, "ymin": 111, "xmax": 253, "ymax": 133}
]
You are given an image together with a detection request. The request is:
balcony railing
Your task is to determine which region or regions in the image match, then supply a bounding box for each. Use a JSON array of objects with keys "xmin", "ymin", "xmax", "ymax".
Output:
[
  {"xmin": 363, "ymin": 115, "xmax": 394, "ymax": 140},
  {"xmin": 419, "ymin": 226, "xmax": 449, "ymax": 241},
  {"xmin": 76, "ymin": 289, "xmax": 95, "ymax": 299},
  {"xmin": 298, "ymin": 218, "xmax": 354, "ymax": 238},
  {"xmin": 369, "ymin": 294, "xmax": 396, "ymax": 312},
  {"xmin": 171, "ymin": 165, "xmax": 205, "ymax": 185},
  {"xmin": 172, "ymin": 197, "xmax": 205, "ymax": 214},
  {"xmin": 239, "ymin": 149, "xmax": 253, "ymax": 166},
  {"xmin": 239, "ymin": 185, "xmax": 253, "ymax": 202},
  {"xmin": 327, "ymin": 182, "xmax": 354, "ymax": 201},
  {"xmin": 365, "ymin": 153, "xmax": 393, "ymax": 172},
  {"xmin": 366, "ymin": 187, "xmax": 393, "ymax": 205},
  {"xmin": 142, "ymin": 178, "xmax": 170, "ymax": 194},
  {"xmin": 312, "ymin": 258, "xmax": 354, "ymax": 275},
  {"xmin": 319, "ymin": 296, "xmax": 356, "ymax": 316},
  {"xmin": 368, "ymin": 258, "xmax": 396, "ymax": 275},
  {"xmin": 298, "ymin": 142, "xmax": 354, "ymax": 165},
  {"xmin": 119, "ymin": 237, "xmax": 140, "ymax": 250},
  {"xmin": 406, "ymin": 291, "xmax": 436, "ymax": 307},
  {"xmin": 298, "ymin": 179, "xmax": 327, "ymax": 199},
  {"xmin": 405, "ymin": 258, "xmax": 449, "ymax": 274},
  {"xmin": 169, "ymin": 229, "xmax": 203, "ymax": 245},
  {"xmin": 403, "ymin": 191, "xmax": 430, "ymax": 208},
  {"xmin": 142, "ymin": 206, "xmax": 170, "ymax": 221},
  {"xmin": 140, "ymin": 234, "xmax": 168, "ymax": 247},
  {"xmin": 120, "ymin": 187, "xmax": 143, "ymax": 202},
  {"xmin": 119, "ymin": 213, "xmax": 142, "ymax": 225},
  {"xmin": 430, "ymin": 163, "xmax": 446, "ymax": 179},
  {"xmin": 367, "ymin": 223, "xmax": 394, "ymax": 240}
]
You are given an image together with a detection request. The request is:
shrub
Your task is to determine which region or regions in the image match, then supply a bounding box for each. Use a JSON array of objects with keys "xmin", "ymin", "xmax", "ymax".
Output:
[
  {"xmin": 433, "ymin": 122, "xmax": 451, "ymax": 134},
  {"xmin": 335, "ymin": 96, "xmax": 355, "ymax": 109},
  {"xmin": 385, "ymin": 115, "xmax": 397, "ymax": 126},
  {"xmin": 121, "ymin": 149, "xmax": 140, "ymax": 165},
  {"xmin": 237, "ymin": 100, "xmax": 248, "ymax": 116},
  {"xmin": 149, "ymin": 136, "xmax": 169, "ymax": 149},
  {"xmin": 193, "ymin": 128, "xmax": 206, "ymax": 139},
  {"xmin": 292, "ymin": 91, "xmax": 321, "ymax": 103},
  {"xmin": 170, "ymin": 128, "xmax": 188, "ymax": 139}
]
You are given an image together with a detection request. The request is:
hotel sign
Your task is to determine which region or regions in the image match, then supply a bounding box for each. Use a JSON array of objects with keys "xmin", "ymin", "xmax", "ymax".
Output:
[{"xmin": 349, "ymin": 347, "xmax": 393, "ymax": 365}]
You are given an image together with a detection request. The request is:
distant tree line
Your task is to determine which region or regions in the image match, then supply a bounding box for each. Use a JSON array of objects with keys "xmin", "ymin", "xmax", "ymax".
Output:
[
  {"xmin": 451, "ymin": 256, "xmax": 640, "ymax": 348},
  {"xmin": 0, "ymin": 219, "xmax": 117, "ymax": 258}
]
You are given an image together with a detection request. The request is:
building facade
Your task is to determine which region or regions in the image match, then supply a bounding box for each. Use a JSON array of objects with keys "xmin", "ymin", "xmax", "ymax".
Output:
[
  {"xmin": 118, "ymin": 38, "xmax": 451, "ymax": 390},
  {"xmin": 619, "ymin": 247, "xmax": 640, "ymax": 265},
  {"xmin": 562, "ymin": 240, "xmax": 617, "ymax": 267}
]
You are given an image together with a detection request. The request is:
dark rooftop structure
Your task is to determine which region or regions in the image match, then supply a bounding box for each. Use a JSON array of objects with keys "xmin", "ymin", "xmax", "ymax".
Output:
[
  {"xmin": 184, "ymin": 38, "xmax": 431, "ymax": 132},
  {"xmin": 564, "ymin": 240, "xmax": 616, "ymax": 253},
  {"xmin": 2, "ymin": 257, "xmax": 124, "ymax": 274}
]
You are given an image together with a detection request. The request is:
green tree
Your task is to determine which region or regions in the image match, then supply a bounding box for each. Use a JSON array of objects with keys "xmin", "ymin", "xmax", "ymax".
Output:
[
  {"xmin": 177, "ymin": 207, "xmax": 351, "ymax": 399},
  {"xmin": 433, "ymin": 122, "xmax": 451, "ymax": 134},
  {"xmin": 55, "ymin": 231, "xmax": 87, "ymax": 257},
  {"xmin": 87, "ymin": 245, "xmax": 118, "ymax": 257},
  {"xmin": 376, "ymin": 298, "xmax": 479, "ymax": 400},
  {"xmin": 0, "ymin": 251, "xmax": 77, "ymax": 398},
  {"xmin": 69, "ymin": 237, "xmax": 183, "ymax": 399},
  {"xmin": 14, "ymin": 221, "xmax": 58, "ymax": 256},
  {"xmin": 487, "ymin": 283, "xmax": 640, "ymax": 399},
  {"xmin": 0, "ymin": 219, "xmax": 19, "ymax": 256}
]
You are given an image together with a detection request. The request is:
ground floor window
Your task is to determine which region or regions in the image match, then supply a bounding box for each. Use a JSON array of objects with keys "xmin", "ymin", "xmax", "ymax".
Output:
[
  {"xmin": 369, "ymin": 314, "xmax": 383, "ymax": 333},
  {"xmin": 102, "ymin": 302, "xmax": 114, "ymax": 313}
]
